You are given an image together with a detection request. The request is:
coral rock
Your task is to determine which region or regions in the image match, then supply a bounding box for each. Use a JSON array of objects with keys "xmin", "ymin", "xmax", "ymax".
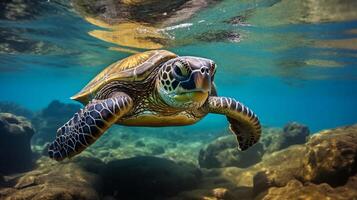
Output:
[
  {"xmin": 0, "ymin": 113, "xmax": 35, "ymax": 174},
  {"xmin": 302, "ymin": 125, "xmax": 357, "ymax": 186},
  {"xmin": 262, "ymin": 122, "xmax": 310, "ymax": 153},
  {"xmin": 101, "ymin": 156, "xmax": 201, "ymax": 199},
  {"xmin": 0, "ymin": 157, "xmax": 103, "ymax": 200},
  {"xmin": 198, "ymin": 135, "xmax": 264, "ymax": 168},
  {"xmin": 199, "ymin": 122, "xmax": 310, "ymax": 169},
  {"xmin": 212, "ymin": 187, "xmax": 233, "ymax": 199},
  {"xmin": 254, "ymin": 124, "xmax": 357, "ymax": 198},
  {"xmin": 261, "ymin": 175, "xmax": 357, "ymax": 200}
]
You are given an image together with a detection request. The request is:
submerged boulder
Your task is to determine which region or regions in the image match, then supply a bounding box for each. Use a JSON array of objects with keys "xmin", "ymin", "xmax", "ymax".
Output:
[
  {"xmin": 178, "ymin": 123, "xmax": 357, "ymax": 199},
  {"xmin": 281, "ymin": 122, "xmax": 310, "ymax": 147},
  {"xmin": 301, "ymin": 125, "xmax": 357, "ymax": 186},
  {"xmin": 198, "ymin": 135, "xmax": 264, "ymax": 168},
  {"xmin": 0, "ymin": 113, "xmax": 35, "ymax": 174},
  {"xmin": 101, "ymin": 156, "xmax": 201, "ymax": 199},
  {"xmin": 198, "ymin": 122, "xmax": 310, "ymax": 169},
  {"xmin": 260, "ymin": 176, "xmax": 357, "ymax": 200},
  {"xmin": 251, "ymin": 146, "xmax": 307, "ymax": 195},
  {"xmin": 262, "ymin": 122, "xmax": 310, "ymax": 153},
  {"xmin": 0, "ymin": 156, "xmax": 103, "ymax": 200},
  {"xmin": 0, "ymin": 155, "xmax": 201, "ymax": 200},
  {"xmin": 252, "ymin": 124, "xmax": 357, "ymax": 198}
]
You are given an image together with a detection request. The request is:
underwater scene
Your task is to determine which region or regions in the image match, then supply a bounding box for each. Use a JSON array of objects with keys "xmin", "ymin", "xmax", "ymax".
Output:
[{"xmin": 1, "ymin": 0, "xmax": 357, "ymax": 199}]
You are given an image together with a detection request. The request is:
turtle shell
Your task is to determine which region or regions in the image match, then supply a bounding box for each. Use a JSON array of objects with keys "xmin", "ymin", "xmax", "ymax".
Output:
[{"xmin": 71, "ymin": 50, "xmax": 177, "ymax": 103}]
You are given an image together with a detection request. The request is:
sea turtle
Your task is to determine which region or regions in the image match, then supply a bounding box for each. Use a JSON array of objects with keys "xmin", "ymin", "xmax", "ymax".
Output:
[{"xmin": 48, "ymin": 50, "xmax": 261, "ymax": 161}]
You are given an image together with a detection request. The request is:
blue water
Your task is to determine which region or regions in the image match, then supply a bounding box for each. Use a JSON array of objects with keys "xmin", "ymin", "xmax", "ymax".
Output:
[{"xmin": 0, "ymin": 0, "xmax": 357, "ymax": 133}]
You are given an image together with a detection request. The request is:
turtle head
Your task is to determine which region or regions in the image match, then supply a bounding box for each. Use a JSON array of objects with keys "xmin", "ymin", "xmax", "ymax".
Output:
[{"xmin": 156, "ymin": 56, "xmax": 217, "ymax": 109}]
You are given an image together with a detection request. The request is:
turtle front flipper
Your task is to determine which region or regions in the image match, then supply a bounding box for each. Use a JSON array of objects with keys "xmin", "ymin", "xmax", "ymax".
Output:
[
  {"xmin": 207, "ymin": 96, "xmax": 261, "ymax": 151},
  {"xmin": 48, "ymin": 93, "xmax": 133, "ymax": 161}
]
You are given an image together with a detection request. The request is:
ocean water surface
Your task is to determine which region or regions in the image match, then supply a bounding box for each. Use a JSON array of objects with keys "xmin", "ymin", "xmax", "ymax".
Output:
[{"xmin": 1, "ymin": 0, "xmax": 356, "ymax": 131}]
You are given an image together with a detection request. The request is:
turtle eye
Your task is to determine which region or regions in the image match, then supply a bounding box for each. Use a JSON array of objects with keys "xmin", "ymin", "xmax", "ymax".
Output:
[
  {"xmin": 173, "ymin": 61, "xmax": 190, "ymax": 78},
  {"xmin": 209, "ymin": 62, "xmax": 217, "ymax": 76},
  {"xmin": 174, "ymin": 64, "xmax": 183, "ymax": 76}
]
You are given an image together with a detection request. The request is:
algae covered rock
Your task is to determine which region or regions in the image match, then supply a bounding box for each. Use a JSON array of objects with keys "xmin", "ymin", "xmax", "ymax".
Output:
[
  {"xmin": 182, "ymin": 123, "xmax": 357, "ymax": 200},
  {"xmin": 1, "ymin": 121, "xmax": 356, "ymax": 200},
  {"xmin": 0, "ymin": 113, "xmax": 35, "ymax": 174},
  {"xmin": 101, "ymin": 156, "xmax": 201, "ymax": 199},
  {"xmin": 261, "ymin": 176, "xmax": 357, "ymax": 200},
  {"xmin": 0, "ymin": 155, "xmax": 201, "ymax": 200},
  {"xmin": 253, "ymin": 124, "xmax": 357, "ymax": 198},
  {"xmin": 262, "ymin": 122, "xmax": 310, "ymax": 153},
  {"xmin": 301, "ymin": 125, "xmax": 357, "ymax": 186},
  {"xmin": 0, "ymin": 156, "xmax": 103, "ymax": 200},
  {"xmin": 250, "ymin": 146, "xmax": 307, "ymax": 195},
  {"xmin": 198, "ymin": 135, "xmax": 264, "ymax": 168},
  {"xmin": 198, "ymin": 122, "xmax": 309, "ymax": 169},
  {"xmin": 281, "ymin": 122, "xmax": 310, "ymax": 146}
]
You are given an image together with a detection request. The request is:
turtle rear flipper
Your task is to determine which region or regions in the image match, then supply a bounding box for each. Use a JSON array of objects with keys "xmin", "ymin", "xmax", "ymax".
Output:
[{"xmin": 48, "ymin": 93, "xmax": 133, "ymax": 161}]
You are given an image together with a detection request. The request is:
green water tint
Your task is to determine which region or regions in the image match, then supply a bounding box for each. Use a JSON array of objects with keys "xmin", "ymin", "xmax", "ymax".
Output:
[{"xmin": 0, "ymin": 0, "xmax": 357, "ymax": 130}]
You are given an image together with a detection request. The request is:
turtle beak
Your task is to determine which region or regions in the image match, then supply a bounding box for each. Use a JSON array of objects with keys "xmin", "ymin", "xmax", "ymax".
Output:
[
  {"xmin": 194, "ymin": 71, "xmax": 211, "ymax": 92},
  {"xmin": 180, "ymin": 67, "xmax": 211, "ymax": 93}
]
